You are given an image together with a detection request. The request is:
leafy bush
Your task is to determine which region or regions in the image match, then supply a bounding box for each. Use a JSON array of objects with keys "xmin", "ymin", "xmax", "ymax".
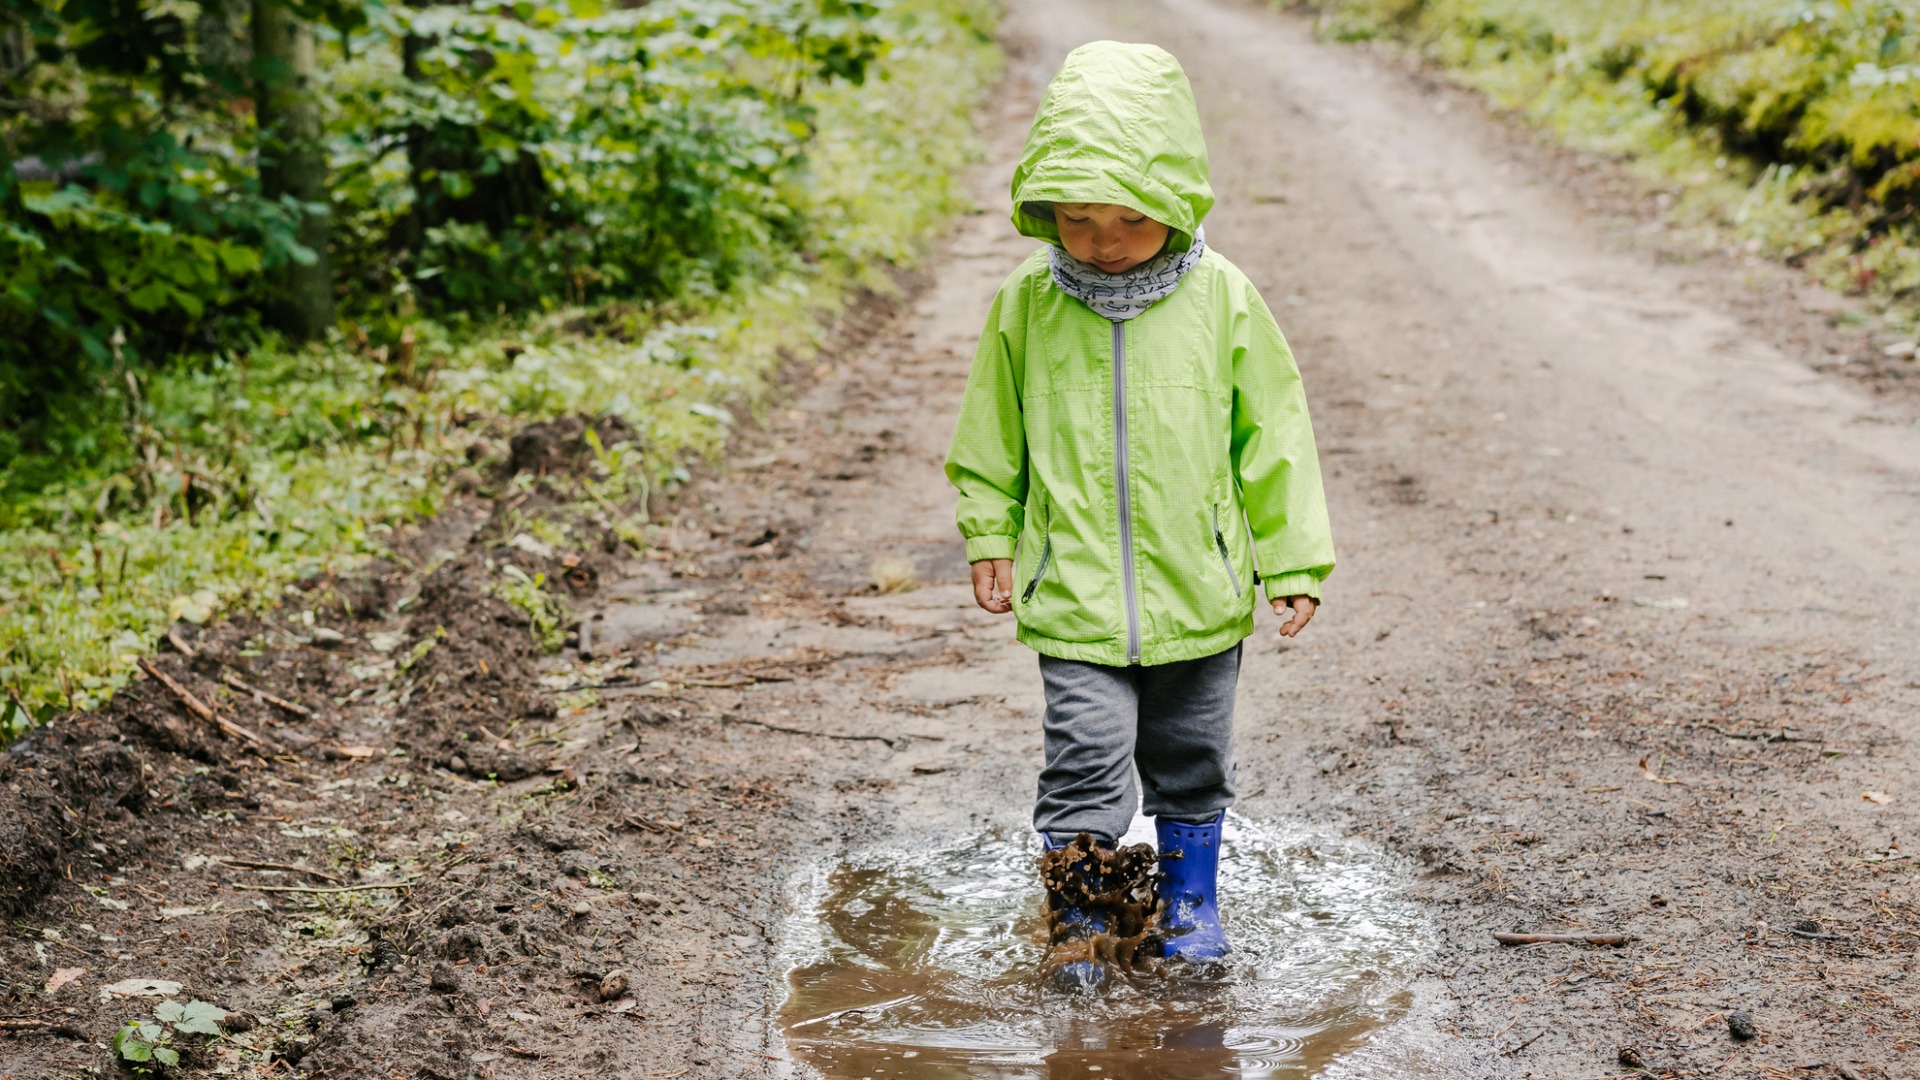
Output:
[
  {"xmin": 322, "ymin": 0, "xmax": 888, "ymax": 314},
  {"xmin": 0, "ymin": 0, "xmax": 1000, "ymax": 736},
  {"xmin": 1, "ymin": 0, "xmax": 890, "ymax": 442}
]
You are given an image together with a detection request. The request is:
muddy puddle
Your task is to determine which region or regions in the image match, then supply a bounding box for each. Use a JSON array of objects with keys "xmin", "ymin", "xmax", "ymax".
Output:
[{"xmin": 776, "ymin": 813, "xmax": 1445, "ymax": 1078}]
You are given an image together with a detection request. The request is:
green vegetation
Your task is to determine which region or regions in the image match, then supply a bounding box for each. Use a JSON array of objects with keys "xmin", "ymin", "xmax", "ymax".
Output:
[
  {"xmin": 1278, "ymin": 0, "xmax": 1920, "ymax": 322},
  {"xmin": 493, "ymin": 563, "xmax": 568, "ymax": 652},
  {"xmin": 1, "ymin": 0, "xmax": 1000, "ymax": 735},
  {"xmin": 113, "ymin": 999, "xmax": 228, "ymax": 1075}
]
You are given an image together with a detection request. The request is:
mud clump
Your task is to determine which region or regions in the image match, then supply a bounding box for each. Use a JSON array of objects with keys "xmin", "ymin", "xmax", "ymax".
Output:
[
  {"xmin": 0, "ymin": 717, "xmax": 148, "ymax": 916},
  {"xmin": 504, "ymin": 415, "xmax": 636, "ymax": 479},
  {"xmin": 1036, "ymin": 833, "xmax": 1163, "ymax": 981}
]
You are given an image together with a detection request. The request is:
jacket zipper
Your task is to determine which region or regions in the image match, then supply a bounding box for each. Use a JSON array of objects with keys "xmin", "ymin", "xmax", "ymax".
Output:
[
  {"xmin": 1113, "ymin": 319, "xmax": 1141, "ymax": 664},
  {"xmin": 1022, "ymin": 502, "xmax": 1052, "ymax": 603},
  {"xmin": 1212, "ymin": 504, "xmax": 1243, "ymax": 596}
]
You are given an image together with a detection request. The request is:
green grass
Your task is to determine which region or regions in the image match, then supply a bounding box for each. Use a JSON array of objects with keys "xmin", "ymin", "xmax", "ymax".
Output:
[
  {"xmin": 0, "ymin": 0, "xmax": 1001, "ymax": 736},
  {"xmin": 1275, "ymin": 0, "xmax": 1920, "ymax": 331}
]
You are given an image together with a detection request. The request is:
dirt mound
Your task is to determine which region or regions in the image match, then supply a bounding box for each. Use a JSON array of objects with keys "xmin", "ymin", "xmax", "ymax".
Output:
[
  {"xmin": 504, "ymin": 415, "xmax": 635, "ymax": 478},
  {"xmin": 0, "ymin": 714, "xmax": 147, "ymax": 917},
  {"xmin": 390, "ymin": 552, "xmax": 556, "ymax": 781}
]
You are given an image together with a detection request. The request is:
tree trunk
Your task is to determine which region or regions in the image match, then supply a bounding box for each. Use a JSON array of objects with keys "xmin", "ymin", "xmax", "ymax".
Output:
[{"xmin": 252, "ymin": 0, "xmax": 333, "ymax": 339}]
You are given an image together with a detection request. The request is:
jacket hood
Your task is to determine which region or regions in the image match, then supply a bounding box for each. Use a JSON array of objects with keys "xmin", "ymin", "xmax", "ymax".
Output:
[{"xmin": 1011, "ymin": 41, "xmax": 1214, "ymax": 254}]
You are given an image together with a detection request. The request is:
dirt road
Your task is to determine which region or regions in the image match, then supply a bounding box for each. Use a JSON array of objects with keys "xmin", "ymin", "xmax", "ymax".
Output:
[{"xmin": 5, "ymin": 1, "xmax": 1917, "ymax": 1078}]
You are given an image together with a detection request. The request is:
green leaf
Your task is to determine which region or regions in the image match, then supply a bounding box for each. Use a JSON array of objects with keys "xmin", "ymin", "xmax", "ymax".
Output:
[
  {"xmin": 218, "ymin": 245, "xmax": 263, "ymax": 276},
  {"xmin": 154, "ymin": 1000, "xmax": 186, "ymax": 1024},
  {"xmin": 114, "ymin": 1023, "xmax": 154, "ymax": 1062},
  {"xmin": 155, "ymin": 1046, "xmax": 180, "ymax": 1067},
  {"xmin": 173, "ymin": 1000, "xmax": 227, "ymax": 1036},
  {"xmin": 126, "ymin": 282, "xmax": 172, "ymax": 313}
]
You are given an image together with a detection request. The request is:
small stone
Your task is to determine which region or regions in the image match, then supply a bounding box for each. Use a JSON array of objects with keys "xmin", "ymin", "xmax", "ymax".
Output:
[
  {"xmin": 1882, "ymin": 340, "xmax": 1917, "ymax": 359},
  {"xmin": 598, "ymin": 970, "xmax": 629, "ymax": 1001},
  {"xmin": 571, "ymin": 901, "xmax": 592, "ymax": 918},
  {"xmin": 1618, "ymin": 1046, "xmax": 1647, "ymax": 1068},
  {"xmin": 558, "ymin": 850, "xmax": 604, "ymax": 878},
  {"xmin": 310, "ymin": 627, "xmax": 347, "ymax": 646},
  {"xmin": 448, "ymin": 755, "xmax": 468, "ymax": 774},
  {"xmin": 429, "ymin": 963, "xmax": 463, "ymax": 994},
  {"xmin": 1727, "ymin": 1010, "xmax": 1758, "ymax": 1041},
  {"xmin": 631, "ymin": 891, "xmax": 663, "ymax": 912}
]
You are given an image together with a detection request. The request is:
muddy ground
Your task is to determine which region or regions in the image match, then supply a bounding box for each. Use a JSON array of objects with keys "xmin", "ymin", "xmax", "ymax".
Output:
[{"xmin": 5, "ymin": 1, "xmax": 1919, "ymax": 1078}]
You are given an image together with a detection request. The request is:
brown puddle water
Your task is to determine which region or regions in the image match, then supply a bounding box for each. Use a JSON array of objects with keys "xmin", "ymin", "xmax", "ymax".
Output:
[{"xmin": 776, "ymin": 814, "xmax": 1443, "ymax": 1078}]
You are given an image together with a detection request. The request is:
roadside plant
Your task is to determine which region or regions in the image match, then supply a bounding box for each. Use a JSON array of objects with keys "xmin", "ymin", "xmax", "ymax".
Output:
[
  {"xmin": 493, "ymin": 563, "xmax": 568, "ymax": 653},
  {"xmin": 111, "ymin": 999, "xmax": 227, "ymax": 1075}
]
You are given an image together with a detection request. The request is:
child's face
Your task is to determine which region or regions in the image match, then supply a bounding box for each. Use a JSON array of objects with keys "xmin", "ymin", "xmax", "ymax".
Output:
[{"xmin": 1054, "ymin": 203, "xmax": 1172, "ymax": 274}]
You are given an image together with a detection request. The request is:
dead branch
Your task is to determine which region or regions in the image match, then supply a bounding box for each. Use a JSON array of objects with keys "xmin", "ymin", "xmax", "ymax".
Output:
[
  {"xmin": 1502, "ymin": 1029, "xmax": 1548, "ymax": 1057},
  {"xmin": 217, "ymin": 858, "xmax": 343, "ymax": 884},
  {"xmin": 220, "ymin": 672, "xmax": 314, "ymax": 719},
  {"xmin": 0, "ymin": 1016, "xmax": 87, "ymax": 1038},
  {"xmin": 137, "ymin": 658, "xmax": 268, "ymax": 747},
  {"xmin": 1494, "ymin": 931, "xmax": 1636, "ymax": 947},
  {"xmin": 721, "ymin": 714, "xmax": 939, "ymax": 749},
  {"xmin": 1702, "ymin": 724, "xmax": 1824, "ymax": 745},
  {"xmin": 228, "ymin": 879, "xmax": 418, "ymax": 895},
  {"xmin": 1787, "ymin": 927, "xmax": 1853, "ymax": 942}
]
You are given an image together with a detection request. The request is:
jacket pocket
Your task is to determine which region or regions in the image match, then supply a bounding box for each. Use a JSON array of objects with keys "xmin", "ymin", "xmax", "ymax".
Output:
[
  {"xmin": 1211, "ymin": 503, "xmax": 1243, "ymax": 598},
  {"xmin": 1022, "ymin": 499, "xmax": 1053, "ymax": 603}
]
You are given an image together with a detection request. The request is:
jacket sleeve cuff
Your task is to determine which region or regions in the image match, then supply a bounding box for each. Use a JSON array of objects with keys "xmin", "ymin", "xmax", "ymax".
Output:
[
  {"xmin": 965, "ymin": 535, "xmax": 1018, "ymax": 562},
  {"xmin": 1262, "ymin": 572, "xmax": 1323, "ymax": 604}
]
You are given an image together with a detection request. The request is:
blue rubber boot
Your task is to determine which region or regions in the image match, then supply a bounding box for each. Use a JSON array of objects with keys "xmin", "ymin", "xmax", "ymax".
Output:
[
  {"xmin": 1041, "ymin": 832, "xmax": 1112, "ymax": 993},
  {"xmin": 1155, "ymin": 812, "xmax": 1231, "ymax": 964}
]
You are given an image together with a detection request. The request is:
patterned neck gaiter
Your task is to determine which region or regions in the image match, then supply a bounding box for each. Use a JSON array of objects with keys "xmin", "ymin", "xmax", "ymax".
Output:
[{"xmin": 1047, "ymin": 226, "xmax": 1207, "ymax": 321}]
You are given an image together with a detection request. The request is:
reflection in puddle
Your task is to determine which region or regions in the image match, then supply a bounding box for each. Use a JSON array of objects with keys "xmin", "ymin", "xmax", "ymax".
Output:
[{"xmin": 777, "ymin": 813, "xmax": 1439, "ymax": 1078}]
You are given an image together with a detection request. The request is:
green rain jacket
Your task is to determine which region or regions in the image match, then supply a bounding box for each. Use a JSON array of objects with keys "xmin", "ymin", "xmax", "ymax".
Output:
[{"xmin": 944, "ymin": 40, "xmax": 1335, "ymax": 668}]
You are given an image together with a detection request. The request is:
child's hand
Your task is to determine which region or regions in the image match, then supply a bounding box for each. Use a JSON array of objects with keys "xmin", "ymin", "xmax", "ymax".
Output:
[
  {"xmin": 1272, "ymin": 595, "xmax": 1317, "ymax": 638},
  {"xmin": 971, "ymin": 558, "xmax": 1015, "ymax": 614}
]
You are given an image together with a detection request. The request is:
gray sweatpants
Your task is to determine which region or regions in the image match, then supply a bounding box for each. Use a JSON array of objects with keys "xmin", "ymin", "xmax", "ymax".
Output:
[{"xmin": 1034, "ymin": 643, "xmax": 1241, "ymax": 843}]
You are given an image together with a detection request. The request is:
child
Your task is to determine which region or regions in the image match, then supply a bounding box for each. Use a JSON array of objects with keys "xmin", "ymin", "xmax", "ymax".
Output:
[{"xmin": 943, "ymin": 41, "xmax": 1335, "ymax": 987}]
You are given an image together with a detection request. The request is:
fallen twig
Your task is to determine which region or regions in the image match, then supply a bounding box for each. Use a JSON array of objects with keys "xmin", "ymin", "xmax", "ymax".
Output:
[
  {"xmin": 546, "ymin": 648, "xmax": 892, "ymax": 693},
  {"xmin": 218, "ymin": 858, "xmax": 344, "ymax": 884},
  {"xmin": 1502, "ymin": 1029, "xmax": 1548, "ymax": 1057},
  {"xmin": 137, "ymin": 658, "xmax": 268, "ymax": 747},
  {"xmin": 1702, "ymin": 724, "xmax": 1824, "ymax": 745},
  {"xmin": 886, "ymin": 694, "xmax": 999, "ymax": 716},
  {"xmin": 677, "ymin": 675, "xmax": 789, "ymax": 688},
  {"xmin": 1786, "ymin": 927, "xmax": 1852, "ymax": 942},
  {"xmin": 0, "ymin": 1016, "xmax": 87, "ymax": 1038},
  {"xmin": 220, "ymin": 672, "xmax": 313, "ymax": 719},
  {"xmin": 165, "ymin": 626, "xmax": 196, "ymax": 658},
  {"xmin": 1494, "ymin": 932, "xmax": 1636, "ymax": 947},
  {"xmin": 228, "ymin": 879, "xmax": 417, "ymax": 895},
  {"xmin": 786, "ymin": 994, "xmax": 920, "ymax": 1030},
  {"xmin": 721, "ymin": 714, "xmax": 937, "ymax": 749}
]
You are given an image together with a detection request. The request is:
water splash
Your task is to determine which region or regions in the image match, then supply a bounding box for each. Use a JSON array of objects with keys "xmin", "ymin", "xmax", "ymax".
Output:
[{"xmin": 776, "ymin": 812, "xmax": 1442, "ymax": 1078}]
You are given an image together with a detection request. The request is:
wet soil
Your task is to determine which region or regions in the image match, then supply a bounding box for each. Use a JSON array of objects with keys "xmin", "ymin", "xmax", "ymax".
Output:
[{"xmin": 6, "ymin": 1, "xmax": 1920, "ymax": 1078}]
